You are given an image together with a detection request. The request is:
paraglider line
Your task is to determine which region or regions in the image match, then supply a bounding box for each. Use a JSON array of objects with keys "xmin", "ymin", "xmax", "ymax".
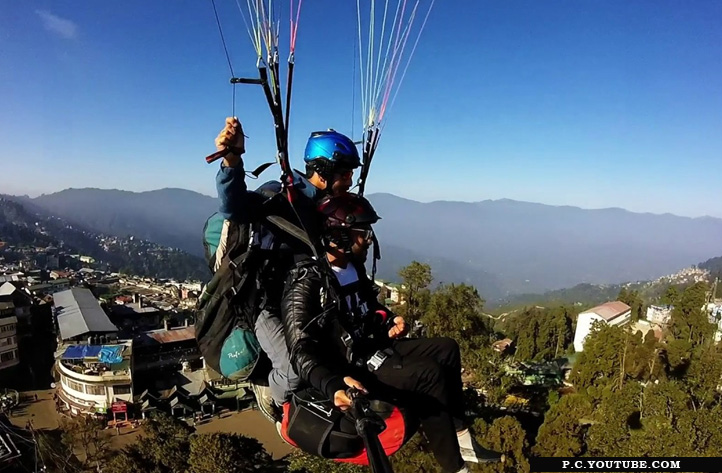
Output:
[{"xmin": 210, "ymin": 0, "xmax": 238, "ymax": 124}]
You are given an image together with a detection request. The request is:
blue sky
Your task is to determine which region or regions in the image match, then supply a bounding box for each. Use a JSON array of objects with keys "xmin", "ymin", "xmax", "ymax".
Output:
[{"xmin": 2, "ymin": 0, "xmax": 722, "ymax": 218}]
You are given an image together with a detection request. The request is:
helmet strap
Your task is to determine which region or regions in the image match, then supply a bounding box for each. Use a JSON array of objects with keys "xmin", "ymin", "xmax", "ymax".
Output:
[{"xmin": 371, "ymin": 233, "xmax": 381, "ymax": 280}]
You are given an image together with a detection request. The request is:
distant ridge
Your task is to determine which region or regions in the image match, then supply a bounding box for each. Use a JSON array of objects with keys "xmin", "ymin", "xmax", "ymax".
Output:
[{"xmin": 12, "ymin": 187, "xmax": 722, "ymax": 301}]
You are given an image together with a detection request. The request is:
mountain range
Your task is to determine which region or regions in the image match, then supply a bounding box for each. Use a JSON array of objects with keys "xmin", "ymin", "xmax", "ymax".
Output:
[
  {"xmin": 369, "ymin": 193, "xmax": 722, "ymax": 297},
  {"xmin": 28, "ymin": 188, "xmax": 218, "ymax": 256},
  {"xmin": 10, "ymin": 187, "xmax": 722, "ymax": 302}
]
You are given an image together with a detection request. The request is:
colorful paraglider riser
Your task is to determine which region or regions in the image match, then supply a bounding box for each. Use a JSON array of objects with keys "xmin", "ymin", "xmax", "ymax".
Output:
[{"xmin": 204, "ymin": 0, "xmax": 436, "ymax": 468}]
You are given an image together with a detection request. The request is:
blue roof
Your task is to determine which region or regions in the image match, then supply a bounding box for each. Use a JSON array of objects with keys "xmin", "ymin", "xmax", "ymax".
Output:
[
  {"xmin": 61, "ymin": 344, "xmax": 126, "ymax": 364},
  {"xmin": 98, "ymin": 346, "xmax": 123, "ymax": 364},
  {"xmin": 62, "ymin": 345, "xmax": 103, "ymax": 359}
]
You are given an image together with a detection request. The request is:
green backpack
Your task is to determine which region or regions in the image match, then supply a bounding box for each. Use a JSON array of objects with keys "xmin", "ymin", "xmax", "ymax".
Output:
[
  {"xmin": 196, "ymin": 214, "xmax": 263, "ymax": 380},
  {"xmin": 196, "ymin": 199, "xmax": 317, "ymax": 381}
]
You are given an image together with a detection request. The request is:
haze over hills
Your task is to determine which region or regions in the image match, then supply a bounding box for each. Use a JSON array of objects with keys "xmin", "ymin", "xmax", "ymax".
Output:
[
  {"xmin": 18, "ymin": 187, "xmax": 722, "ymax": 301},
  {"xmin": 30, "ymin": 188, "xmax": 218, "ymax": 256},
  {"xmin": 369, "ymin": 193, "xmax": 722, "ymax": 296},
  {"xmin": 0, "ymin": 195, "xmax": 208, "ymax": 281}
]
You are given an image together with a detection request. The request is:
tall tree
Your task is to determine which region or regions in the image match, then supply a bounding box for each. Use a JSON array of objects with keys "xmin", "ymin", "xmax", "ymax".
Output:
[
  {"xmin": 103, "ymin": 413, "xmax": 279, "ymax": 473},
  {"xmin": 59, "ymin": 415, "xmax": 109, "ymax": 468},
  {"xmin": 617, "ymin": 288, "xmax": 644, "ymax": 322},
  {"xmin": 668, "ymin": 282, "xmax": 713, "ymax": 350},
  {"xmin": 682, "ymin": 343, "xmax": 722, "ymax": 410},
  {"xmin": 398, "ymin": 261, "xmax": 433, "ymax": 323},
  {"xmin": 662, "ymin": 285, "xmax": 680, "ymax": 306},
  {"xmin": 471, "ymin": 416, "xmax": 531, "ymax": 473},
  {"xmin": 423, "ymin": 283, "xmax": 489, "ymax": 368},
  {"xmin": 534, "ymin": 394, "xmax": 594, "ymax": 457},
  {"xmin": 104, "ymin": 412, "xmax": 192, "ymax": 473}
]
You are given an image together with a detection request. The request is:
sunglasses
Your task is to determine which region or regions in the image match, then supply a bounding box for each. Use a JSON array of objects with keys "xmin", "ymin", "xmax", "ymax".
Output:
[{"xmin": 349, "ymin": 227, "xmax": 374, "ymax": 241}]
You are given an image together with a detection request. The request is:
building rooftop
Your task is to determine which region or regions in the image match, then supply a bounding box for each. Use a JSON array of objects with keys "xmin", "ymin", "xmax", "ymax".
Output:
[
  {"xmin": 54, "ymin": 288, "xmax": 118, "ymax": 340},
  {"xmin": 61, "ymin": 344, "xmax": 125, "ymax": 364},
  {"xmin": 135, "ymin": 326, "xmax": 196, "ymax": 346},
  {"xmin": 57, "ymin": 340, "xmax": 132, "ymax": 379},
  {"xmin": 0, "ymin": 282, "xmax": 18, "ymax": 297},
  {"xmin": 581, "ymin": 301, "xmax": 631, "ymax": 322}
]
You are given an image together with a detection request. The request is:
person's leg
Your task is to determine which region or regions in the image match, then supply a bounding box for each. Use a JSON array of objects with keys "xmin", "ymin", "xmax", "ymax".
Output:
[
  {"xmin": 382, "ymin": 338, "xmax": 504, "ymax": 464},
  {"xmin": 361, "ymin": 354, "xmax": 465, "ymax": 473},
  {"xmin": 392, "ymin": 337, "xmax": 466, "ymax": 424},
  {"xmin": 254, "ymin": 308, "xmax": 300, "ymax": 405}
]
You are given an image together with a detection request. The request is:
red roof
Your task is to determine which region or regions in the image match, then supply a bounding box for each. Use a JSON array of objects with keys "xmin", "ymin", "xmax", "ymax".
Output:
[
  {"xmin": 146, "ymin": 326, "xmax": 196, "ymax": 344},
  {"xmin": 584, "ymin": 301, "xmax": 631, "ymax": 322}
]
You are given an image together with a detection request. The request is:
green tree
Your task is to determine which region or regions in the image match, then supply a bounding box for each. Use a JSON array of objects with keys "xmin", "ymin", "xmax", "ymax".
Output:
[
  {"xmin": 470, "ymin": 348, "xmax": 513, "ymax": 403},
  {"xmin": 512, "ymin": 312, "xmax": 540, "ymax": 361},
  {"xmin": 288, "ymin": 451, "xmax": 366, "ymax": 473},
  {"xmin": 422, "ymin": 283, "xmax": 490, "ymax": 369},
  {"xmin": 682, "ymin": 343, "xmax": 722, "ymax": 410},
  {"xmin": 470, "ymin": 416, "xmax": 530, "ymax": 473},
  {"xmin": 423, "ymin": 283, "xmax": 487, "ymax": 339},
  {"xmin": 570, "ymin": 322, "xmax": 627, "ymax": 392},
  {"xmin": 103, "ymin": 444, "xmax": 154, "ymax": 473},
  {"xmin": 617, "ymin": 288, "xmax": 644, "ymax": 322},
  {"xmin": 14, "ymin": 429, "xmax": 83, "ymax": 473},
  {"xmin": 398, "ymin": 261, "xmax": 433, "ymax": 324},
  {"xmin": 138, "ymin": 412, "xmax": 193, "ymax": 472},
  {"xmin": 511, "ymin": 306, "xmax": 574, "ymax": 362},
  {"xmin": 104, "ymin": 413, "xmax": 280, "ymax": 473},
  {"xmin": 59, "ymin": 415, "xmax": 110, "ymax": 468},
  {"xmin": 534, "ymin": 394, "xmax": 593, "ymax": 457},
  {"xmin": 584, "ymin": 382, "xmax": 643, "ymax": 456},
  {"xmin": 188, "ymin": 432, "xmax": 276, "ymax": 473},
  {"xmin": 662, "ymin": 285, "xmax": 680, "ymax": 306},
  {"xmin": 631, "ymin": 381, "xmax": 699, "ymax": 456},
  {"xmin": 665, "ymin": 281, "xmax": 714, "ymax": 376},
  {"xmin": 104, "ymin": 412, "xmax": 192, "ymax": 473}
]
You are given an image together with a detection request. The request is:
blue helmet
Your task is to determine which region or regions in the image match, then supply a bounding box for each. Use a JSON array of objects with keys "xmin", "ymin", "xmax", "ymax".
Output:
[{"xmin": 303, "ymin": 130, "xmax": 362, "ymax": 170}]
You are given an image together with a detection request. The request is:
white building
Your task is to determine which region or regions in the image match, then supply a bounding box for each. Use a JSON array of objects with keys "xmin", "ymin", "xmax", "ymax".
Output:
[
  {"xmin": 0, "ymin": 314, "xmax": 19, "ymax": 371},
  {"xmin": 56, "ymin": 341, "xmax": 133, "ymax": 416},
  {"xmin": 704, "ymin": 303, "xmax": 722, "ymax": 343},
  {"xmin": 646, "ymin": 305, "xmax": 673, "ymax": 325},
  {"xmin": 573, "ymin": 301, "xmax": 632, "ymax": 352}
]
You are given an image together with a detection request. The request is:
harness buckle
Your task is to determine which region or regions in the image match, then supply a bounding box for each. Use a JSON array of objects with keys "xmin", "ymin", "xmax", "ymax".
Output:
[{"xmin": 366, "ymin": 350, "xmax": 389, "ymax": 372}]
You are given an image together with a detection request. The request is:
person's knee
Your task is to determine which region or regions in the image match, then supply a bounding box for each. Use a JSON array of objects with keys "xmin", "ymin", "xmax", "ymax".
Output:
[
  {"xmin": 286, "ymin": 368, "xmax": 301, "ymax": 391},
  {"xmin": 420, "ymin": 361, "xmax": 445, "ymax": 386},
  {"xmin": 435, "ymin": 337, "xmax": 461, "ymax": 359}
]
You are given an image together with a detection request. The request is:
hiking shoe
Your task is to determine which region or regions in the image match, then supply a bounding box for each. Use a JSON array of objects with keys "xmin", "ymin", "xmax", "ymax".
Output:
[
  {"xmin": 276, "ymin": 421, "xmax": 292, "ymax": 446},
  {"xmin": 457, "ymin": 428, "xmax": 504, "ymax": 464},
  {"xmin": 251, "ymin": 383, "xmax": 281, "ymax": 423},
  {"xmin": 460, "ymin": 443, "xmax": 505, "ymax": 464}
]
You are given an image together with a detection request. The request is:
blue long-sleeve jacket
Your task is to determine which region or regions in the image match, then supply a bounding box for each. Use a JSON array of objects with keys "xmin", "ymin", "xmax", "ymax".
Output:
[
  {"xmin": 215, "ymin": 162, "xmax": 321, "ymax": 223},
  {"xmin": 209, "ymin": 160, "xmax": 323, "ymax": 264}
]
